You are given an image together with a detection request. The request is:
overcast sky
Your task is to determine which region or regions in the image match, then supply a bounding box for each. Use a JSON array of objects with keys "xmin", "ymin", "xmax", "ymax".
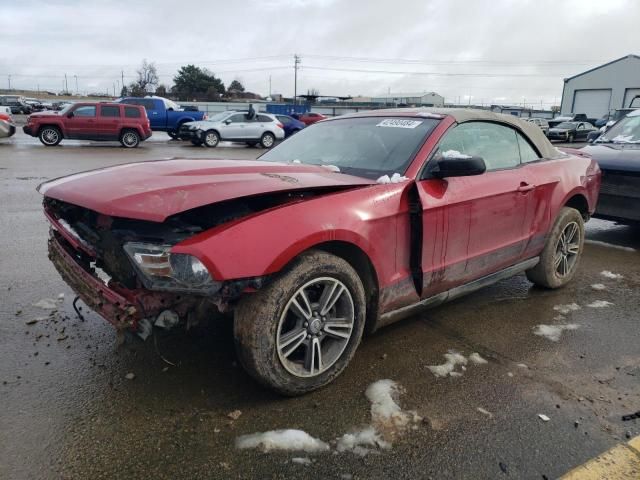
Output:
[{"xmin": 2, "ymin": 0, "xmax": 639, "ymax": 107}]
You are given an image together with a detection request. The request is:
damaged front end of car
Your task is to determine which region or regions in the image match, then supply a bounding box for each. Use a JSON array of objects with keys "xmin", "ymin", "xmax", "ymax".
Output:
[{"xmin": 44, "ymin": 195, "xmax": 277, "ymax": 337}]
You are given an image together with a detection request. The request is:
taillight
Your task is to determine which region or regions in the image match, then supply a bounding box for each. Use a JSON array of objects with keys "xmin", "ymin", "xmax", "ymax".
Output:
[
  {"xmin": 203, "ymin": 114, "xmax": 208, "ymax": 120},
  {"xmin": 277, "ymin": 122, "xmax": 284, "ymax": 129}
]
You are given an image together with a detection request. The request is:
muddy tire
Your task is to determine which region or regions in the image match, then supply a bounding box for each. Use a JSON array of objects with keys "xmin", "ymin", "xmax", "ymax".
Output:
[
  {"xmin": 234, "ymin": 250, "xmax": 366, "ymax": 396},
  {"xmin": 39, "ymin": 126, "xmax": 62, "ymax": 146},
  {"xmin": 568, "ymin": 133, "xmax": 574, "ymax": 143},
  {"xmin": 526, "ymin": 207, "xmax": 584, "ymax": 288},
  {"xmin": 120, "ymin": 129, "xmax": 140, "ymax": 148},
  {"xmin": 203, "ymin": 130, "xmax": 219, "ymax": 148},
  {"xmin": 260, "ymin": 132, "xmax": 275, "ymax": 149}
]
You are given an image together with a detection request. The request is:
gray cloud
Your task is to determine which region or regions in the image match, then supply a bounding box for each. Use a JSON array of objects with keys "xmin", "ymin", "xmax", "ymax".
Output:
[{"xmin": 1, "ymin": 0, "xmax": 638, "ymax": 107}]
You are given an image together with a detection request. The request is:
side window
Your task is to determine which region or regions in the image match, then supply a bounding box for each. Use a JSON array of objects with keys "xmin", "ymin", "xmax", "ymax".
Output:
[
  {"xmin": 257, "ymin": 114, "xmax": 272, "ymax": 122},
  {"xmin": 577, "ymin": 123, "xmax": 585, "ymax": 130},
  {"xmin": 73, "ymin": 106, "xmax": 96, "ymax": 117},
  {"xmin": 142, "ymin": 100, "xmax": 156, "ymax": 111},
  {"xmin": 516, "ymin": 132, "xmax": 541, "ymax": 163},
  {"xmin": 100, "ymin": 105, "xmax": 120, "ymax": 117},
  {"xmin": 228, "ymin": 114, "xmax": 246, "ymax": 123},
  {"xmin": 124, "ymin": 107, "xmax": 141, "ymax": 118},
  {"xmin": 437, "ymin": 122, "xmax": 521, "ymax": 171}
]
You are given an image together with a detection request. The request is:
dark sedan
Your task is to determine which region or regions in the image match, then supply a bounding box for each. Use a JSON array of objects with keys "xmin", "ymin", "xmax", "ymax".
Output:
[
  {"xmin": 547, "ymin": 121, "xmax": 596, "ymax": 142},
  {"xmin": 582, "ymin": 111, "xmax": 640, "ymax": 224},
  {"xmin": 275, "ymin": 114, "xmax": 306, "ymax": 137}
]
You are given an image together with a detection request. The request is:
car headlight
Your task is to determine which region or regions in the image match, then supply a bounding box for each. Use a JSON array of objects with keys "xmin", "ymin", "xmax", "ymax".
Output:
[{"xmin": 123, "ymin": 242, "xmax": 221, "ymax": 294}]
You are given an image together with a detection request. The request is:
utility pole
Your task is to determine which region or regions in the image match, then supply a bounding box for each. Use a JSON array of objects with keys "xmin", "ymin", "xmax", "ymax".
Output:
[
  {"xmin": 64, "ymin": 73, "xmax": 68, "ymax": 93},
  {"xmin": 121, "ymin": 70, "xmax": 125, "ymax": 91},
  {"xmin": 293, "ymin": 54, "xmax": 301, "ymax": 106},
  {"xmin": 113, "ymin": 83, "xmax": 116, "ymax": 97},
  {"xmin": 7, "ymin": 75, "xmax": 10, "ymax": 90},
  {"xmin": 74, "ymin": 75, "xmax": 78, "ymax": 94},
  {"xmin": 269, "ymin": 75, "xmax": 272, "ymax": 97}
]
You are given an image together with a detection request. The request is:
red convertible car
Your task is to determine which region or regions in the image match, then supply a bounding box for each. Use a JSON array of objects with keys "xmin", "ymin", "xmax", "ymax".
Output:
[{"xmin": 38, "ymin": 109, "xmax": 600, "ymax": 395}]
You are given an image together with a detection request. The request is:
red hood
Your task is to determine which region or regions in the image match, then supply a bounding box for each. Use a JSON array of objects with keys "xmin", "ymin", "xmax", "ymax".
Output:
[{"xmin": 38, "ymin": 159, "xmax": 375, "ymax": 222}]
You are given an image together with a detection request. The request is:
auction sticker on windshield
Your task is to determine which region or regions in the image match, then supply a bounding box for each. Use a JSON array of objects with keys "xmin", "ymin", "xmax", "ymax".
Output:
[{"xmin": 376, "ymin": 119, "xmax": 423, "ymax": 129}]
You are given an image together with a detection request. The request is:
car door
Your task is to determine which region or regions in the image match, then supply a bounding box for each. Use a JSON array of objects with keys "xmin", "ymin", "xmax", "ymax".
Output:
[
  {"xmin": 97, "ymin": 105, "xmax": 121, "ymax": 140},
  {"xmin": 415, "ymin": 121, "xmax": 535, "ymax": 298},
  {"xmin": 219, "ymin": 113, "xmax": 248, "ymax": 140},
  {"xmin": 576, "ymin": 122, "xmax": 586, "ymax": 140},
  {"xmin": 66, "ymin": 105, "xmax": 97, "ymax": 139}
]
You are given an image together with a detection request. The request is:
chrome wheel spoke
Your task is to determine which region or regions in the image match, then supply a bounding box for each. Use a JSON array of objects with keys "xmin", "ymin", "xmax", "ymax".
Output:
[
  {"xmin": 567, "ymin": 243, "xmax": 580, "ymax": 255},
  {"xmin": 323, "ymin": 320, "xmax": 352, "ymax": 340},
  {"xmin": 278, "ymin": 328, "xmax": 307, "ymax": 358},
  {"xmin": 304, "ymin": 337, "xmax": 323, "ymax": 374},
  {"xmin": 319, "ymin": 280, "xmax": 345, "ymax": 316},
  {"xmin": 290, "ymin": 290, "xmax": 313, "ymax": 320},
  {"xmin": 554, "ymin": 253, "xmax": 563, "ymax": 269}
]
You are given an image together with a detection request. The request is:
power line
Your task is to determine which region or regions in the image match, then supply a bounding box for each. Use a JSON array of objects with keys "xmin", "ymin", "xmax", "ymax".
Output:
[{"xmin": 302, "ymin": 66, "xmax": 562, "ymax": 78}]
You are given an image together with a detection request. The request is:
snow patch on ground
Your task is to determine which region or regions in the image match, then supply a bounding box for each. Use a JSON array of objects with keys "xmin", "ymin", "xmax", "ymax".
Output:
[
  {"xmin": 441, "ymin": 149, "xmax": 471, "ymax": 159},
  {"xmin": 586, "ymin": 300, "xmax": 614, "ymax": 308},
  {"xmin": 291, "ymin": 457, "xmax": 313, "ymax": 465},
  {"xmin": 601, "ymin": 270, "xmax": 623, "ymax": 279},
  {"xmin": 533, "ymin": 324, "xmax": 579, "ymax": 342},
  {"xmin": 236, "ymin": 429, "xmax": 330, "ymax": 453},
  {"xmin": 584, "ymin": 240, "xmax": 636, "ymax": 252},
  {"xmin": 469, "ymin": 352, "xmax": 489, "ymax": 365},
  {"xmin": 427, "ymin": 351, "xmax": 468, "ymax": 377},
  {"xmin": 376, "ymin": 173, "xmax": 409, "ymax": 184},
  {"xmin": 33, "ymin": 298, "xmax": 58, "ymax": 310},
  {"xmin": 336, "ymin": 427, "xmax": 390, "ymax": 456},
  {"xmin": 553, "ymin": 303, "xmax": 581, "ymax": 314},
  {"xmin": 591, "ymin": 283, "xmax": 607, "ymax": 291}
]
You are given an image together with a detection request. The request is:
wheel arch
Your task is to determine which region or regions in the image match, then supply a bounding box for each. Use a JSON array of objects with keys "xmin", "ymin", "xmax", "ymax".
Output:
[
  {"xmin": 38, "ymin": 123, "xmax": 64, "ymax": 137},
  {"xmin": 563, "ymin": 192, "xmax": 590, "ymax": 220}
]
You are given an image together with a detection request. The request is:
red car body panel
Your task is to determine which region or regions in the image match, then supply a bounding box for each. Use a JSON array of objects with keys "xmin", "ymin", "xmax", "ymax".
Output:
[
  {"xmin": 39, "ymin": 110, "xmax": 601, "ymax": 332},
  {"xmin": 39, "ymin": 160, "xmax": 375, "ymax": 222},
  {"xmin": 297, "ymin": 113, "xmax": 327, "ymax": 125}
]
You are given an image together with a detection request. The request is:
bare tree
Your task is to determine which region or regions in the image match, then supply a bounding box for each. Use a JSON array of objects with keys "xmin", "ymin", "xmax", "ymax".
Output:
[{"xmin": 132, "ymin": 59, "xmax": 159, "ymax": 94}]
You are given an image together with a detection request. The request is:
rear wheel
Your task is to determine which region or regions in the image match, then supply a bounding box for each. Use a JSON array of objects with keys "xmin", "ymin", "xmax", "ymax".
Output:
[
  {"xmin": 120, "ymin": 129, "xmax": 140, "ymax": 148},
  {"xmin": 234, "ymin": 250, "xmax": 366, "ymax": 395},
  {"xmin": 526, "ymin": 207, "xmax": 584, "ymax": 288},
  {"xmin": 568, "ymin": 133, "xmax": 575, "ymax": 143},
  {"xmin": 203, "ymin": 130, "xmax": 219, "ymax": 148},
  {"xmin": 38, "ymin": 126, "xmax": 62, "ymax": 146},
  {"xmin": 260, "ymin": 132, "xmax": 275, "ymax": 149}
]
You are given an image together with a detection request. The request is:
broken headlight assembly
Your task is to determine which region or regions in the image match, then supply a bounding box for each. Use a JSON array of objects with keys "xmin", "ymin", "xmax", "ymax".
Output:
[{"xmin": 123, "ymin": 242, "xmax": 222, "ymax": 294}]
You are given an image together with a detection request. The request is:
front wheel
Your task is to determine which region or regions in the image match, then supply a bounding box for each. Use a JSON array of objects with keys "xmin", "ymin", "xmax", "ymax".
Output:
[
  {"xmin": 526, "ymin": 207, "xmax": 584, "ymax": 288},
  {"xmin": 234, "ymin": 251, "xmax": 366, "ymax": 396},
  {"xmin": 260, "ymin": 132, "xmax": 276, "ymax": 149},
  {"xmin": 39, "ymin": 126, "xmax": 62, "ymax": 146},
  {"xmin": 568, "ymin": 133, "xmax": 574, "ymax": 143},
  {"xmin": 120, "ymin": 129, "xmax": 140, "ymax": 148},
  {"xmin": 203, "ymin": 130, "xmax": 219, "ymax": 148}
]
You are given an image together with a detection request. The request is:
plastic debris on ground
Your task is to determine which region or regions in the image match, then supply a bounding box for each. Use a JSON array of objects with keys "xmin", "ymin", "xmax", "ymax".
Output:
[
  {"xmin": 477, "ymin": 407, "xmax": 493, "ymax": 418},
  {"xmin": 125, "ymin": 372, "xmax": 135, "ymax": 380},
  {"xmin": 235, "ymin": 429, "xmax": 330, "ymax": 453},
  {"xmin": 533, "ymin": 324, "xmax": 580, "ymax": 342},
  {"xmin": 33, "ymin": 298, "xmax": 58, "ymax": 310},
  {"xmin": 538, "ymin": 414, "xmax": 550, "ymax": 422}
]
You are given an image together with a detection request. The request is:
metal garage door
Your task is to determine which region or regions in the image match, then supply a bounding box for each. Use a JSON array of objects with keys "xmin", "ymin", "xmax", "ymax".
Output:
[
  {"xmin": 623, "ymin": 88, "xmax": 640, "ymax": 108},
  {"xmin": 572, "ymin": 89, "xmax": 611, "ymax": 118}
]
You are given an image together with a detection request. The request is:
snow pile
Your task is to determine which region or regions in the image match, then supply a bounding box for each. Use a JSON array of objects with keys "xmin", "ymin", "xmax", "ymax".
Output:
[
  {"xmin": 291, "ymin": 457, "xmax": 313, "ymax": 466},
  {"xmin": 235, "ymin": 429, "xmax": 330, "ymax": 453},
  {"xmin": 321, "ymin": 164, "xmax": 341, "ymax": 172},
  {"xmin": 33, "ymin": 298, "xmax": 59, "ymax": 310},
  {"xmin": 377, "ymin": 173, "xmax": 409, "ymax": 184},
  {"xmin": 584, "ymin": 240, "xmax": 636, "ymax": 252},
  {"xmin": 336, "ymin": 427, "xmax": 390, "ymax": 456},
  {"xmin": 468, "ymin": 352, "xmax": 489, "ymax": 365},
  {"xmin": 533, "ymin": 324, "xmax": 579, "ymax": 342},
  {"xmin": 586, "ymin": 300, "xmax": 614, "ymax": 308},
  {"xmin": 601, "ymin": 270, "xmax": 623, "ymax": 279},
  {"xmin": 553, "ymin": 303, "xmax": 581, "ymax": 315},
  {"xmin": 591, "ymin": 284, "xmax": 607, "ymax": 291},
  {"xmin": 427, "ymin": 351, "xmax": 468, "ymax": 378},
  {"xmin": 441, "ymin": 150, "xmax": 471, "ymax": 159}
]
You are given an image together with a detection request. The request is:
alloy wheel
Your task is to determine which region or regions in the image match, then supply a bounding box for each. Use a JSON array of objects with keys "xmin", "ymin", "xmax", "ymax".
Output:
[
  {"xmin": 41, "ymin": 128, "xmax": 59, "ymax": 145},
  {"xmin": 554, "ymin": 221, "xmax": 580, "ymax": 277},
  {"xmin": 276, "ymin": 277, "xmax": 355, "ymax": 378}
]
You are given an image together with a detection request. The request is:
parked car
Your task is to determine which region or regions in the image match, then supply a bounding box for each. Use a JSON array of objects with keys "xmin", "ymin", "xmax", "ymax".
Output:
[
  {"xmin": 180, "ymin": 105, "xmax": 200, "ymax": 112},
  {"xmin": 52, "ymin": 101, "xmax": 74, "ymax": 111},
  {"xmin": 548, "ymin": 113, "xmax": 589, "ymax": 129},
  {"xmin": 25, "ymin": 98, "xmax": 45, "ymax": 112},
  {"xmin": 37, "ymin": 108, "xmax": 600, "ymax": 395},
  {"xmin": 0, "ymin": 106, "xmax": 12, "ymax": 116},
  {"xmin": 117, "ymin": 96, "xmax": 207, "ymax": 139},
  {"xmin": 0, "ymin": 95, "xmax": 33, "ymax": 114},
  {"xmin": 0, "ymin": 113, "xmax": 16, "ymax": 139},
  {"xmin": 23, "ymin": 102, "xmax": 152, "ymax": 148},
  {"xmin": 295, "ymin": 112, "xmax": 327, "ymax": 125},
  {"xmin": 524, "ymin": 117, "xmax": 549, "ymax": 135},
  {"xmin": 547, "ymin": 121, "xmax": 597, "ymax": 142},
  {"xmin": 583, "ymin": 110, "xmax": 640, "ymax": 224},
  {"xmin": 178, "ymin": 111, "xmax": 284, "ymax": 148},
  {"xmin": 275, "ymin": 114, "xmax": 306, "ymax": 137}
]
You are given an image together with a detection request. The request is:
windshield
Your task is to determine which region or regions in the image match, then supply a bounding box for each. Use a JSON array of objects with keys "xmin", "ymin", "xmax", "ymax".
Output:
[
  {"xmin": 163, "ymin": 98, "xmax": 181, "ymax": 111},
  {"xmin": 58, "ymin": 104, "xmax": 74, "ymax": 114},
  {"xmin": 556, "ymin": 122, "xmax": 576, "ymax": 129},
  {"xmin": 598, "ymin": 113, "xmax": 640, "ymax": 143},
  {"xmin": 259, "ymin": 116, "xmax": 439, "ymax": 179}
]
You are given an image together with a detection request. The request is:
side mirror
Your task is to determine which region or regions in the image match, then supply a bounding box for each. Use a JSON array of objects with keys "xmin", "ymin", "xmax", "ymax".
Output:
[
  {"xmin": 428, "ymin": 155, "xmax": 486, "ymax": 179},
  {"xmin": 224, "ymin": 119, "xmax": 232, "ymax": 125},
  {"xmin": 67, "ymin": 112, "xmax": 74, "ymax": 118}
]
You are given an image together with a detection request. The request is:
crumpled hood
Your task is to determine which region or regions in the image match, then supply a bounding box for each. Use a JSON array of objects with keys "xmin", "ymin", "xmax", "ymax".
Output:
[
  {"xmin": 38, "ymin": 159, "xmax": 375, "ymax": 222},
  {"xmin": 581, "ymin": 144, "xmax": 640, "ymax": 173}
]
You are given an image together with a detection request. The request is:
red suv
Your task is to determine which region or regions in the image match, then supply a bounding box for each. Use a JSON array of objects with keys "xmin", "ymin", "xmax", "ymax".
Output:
[{"xmin": 23, "ymin": 102, "xmax": 152, "ymax": 148}]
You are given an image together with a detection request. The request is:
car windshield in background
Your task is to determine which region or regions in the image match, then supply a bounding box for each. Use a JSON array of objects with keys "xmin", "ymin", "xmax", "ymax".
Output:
[
  {"xmin": 556, "ymin": 122, "xmax": 577, "ymax": 129},
  {"xmin": 259, "ymin": 116, "xmax": 439, "ymax": 179},
  {"xmin": 598, "ymin": 113, "xmax": 640, "ymax": 143}
]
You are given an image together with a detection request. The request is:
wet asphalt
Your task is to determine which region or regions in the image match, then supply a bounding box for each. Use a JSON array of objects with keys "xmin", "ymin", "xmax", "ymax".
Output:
[{"xmin": 0, "ymin": 129, "xmax": 639, "ymax": 480}]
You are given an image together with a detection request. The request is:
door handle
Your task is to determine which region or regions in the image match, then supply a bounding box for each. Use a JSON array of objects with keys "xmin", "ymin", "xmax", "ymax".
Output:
[{"xmin": 517, "ymin": 182, "xmax": 535, "ymax": 193}]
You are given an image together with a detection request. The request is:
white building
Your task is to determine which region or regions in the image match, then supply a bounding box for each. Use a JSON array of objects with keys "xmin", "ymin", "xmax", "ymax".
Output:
[
  {"xmin": 560, "ymin": 54, "xmax": 640, "ymax": 119},
  {"xmin": 370, "ymin": 92, "xmax": 444, "ymax": 107}
]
